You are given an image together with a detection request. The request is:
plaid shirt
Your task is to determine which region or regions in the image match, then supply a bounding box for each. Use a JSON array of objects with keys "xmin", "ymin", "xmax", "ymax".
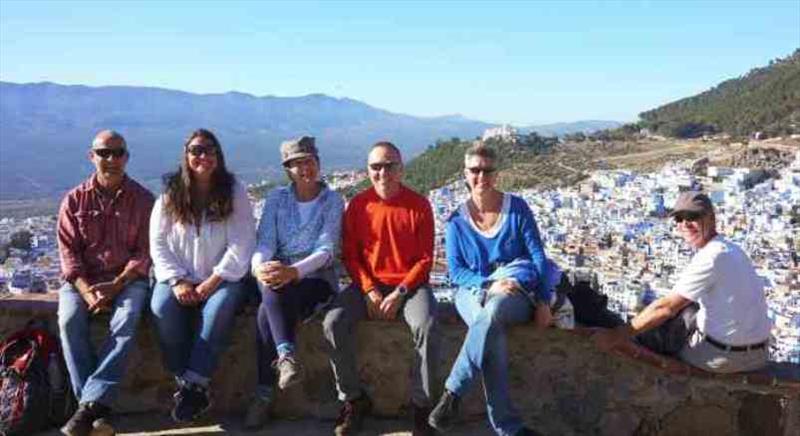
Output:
[{"xmin": 57, "ymin": 174, "xmax": 154, "ymax": 285}]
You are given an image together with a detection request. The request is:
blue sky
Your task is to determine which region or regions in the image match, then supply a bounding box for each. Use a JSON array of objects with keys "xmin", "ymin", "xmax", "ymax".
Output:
[{"xmin": 1, "ymin": 0, "xmax": 797, "ymax": 125}]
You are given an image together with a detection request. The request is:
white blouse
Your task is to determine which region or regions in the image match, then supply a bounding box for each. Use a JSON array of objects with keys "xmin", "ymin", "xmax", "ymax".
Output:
[{"xmin": 150, "ymin": 181, "xmax": 256, "ymax": 284}]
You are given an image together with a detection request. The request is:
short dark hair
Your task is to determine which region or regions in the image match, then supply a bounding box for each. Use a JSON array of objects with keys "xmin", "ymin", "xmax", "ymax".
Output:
[
  {"xmin": 465, "ymin": 144, "xmax": 497, "ymax": 161},
  {"xmin": 370, "ymin": 141, "xmax": 403, "ymax": 161}
]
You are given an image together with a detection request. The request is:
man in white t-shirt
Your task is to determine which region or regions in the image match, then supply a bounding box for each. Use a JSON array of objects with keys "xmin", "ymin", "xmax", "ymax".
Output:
[{"xmin": 595, "ymin": 191, "xmax": 771, "ymax": 373}]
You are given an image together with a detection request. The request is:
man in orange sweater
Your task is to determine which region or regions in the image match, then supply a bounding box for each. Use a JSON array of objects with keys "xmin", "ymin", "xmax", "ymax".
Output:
[{"xmin": 323, "ymin": 141, "xmax": 440, "ymax": 436}]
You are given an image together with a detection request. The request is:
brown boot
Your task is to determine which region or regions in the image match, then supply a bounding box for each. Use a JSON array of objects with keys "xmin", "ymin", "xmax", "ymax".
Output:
[{"xmin": 334, "ymin": 394, "xmax": 373, "ymax": 436}]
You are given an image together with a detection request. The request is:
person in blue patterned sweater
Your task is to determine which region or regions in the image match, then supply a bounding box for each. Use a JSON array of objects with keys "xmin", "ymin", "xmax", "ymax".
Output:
[{"xmin": 245, "ymin": 136, "xmax": 345, "ymax": 430}]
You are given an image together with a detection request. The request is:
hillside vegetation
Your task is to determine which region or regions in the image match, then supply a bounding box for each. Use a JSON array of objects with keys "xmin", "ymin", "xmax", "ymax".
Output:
[{"xmin": 639, "ymin": 49, "xmax": 800, "ymax": 138}]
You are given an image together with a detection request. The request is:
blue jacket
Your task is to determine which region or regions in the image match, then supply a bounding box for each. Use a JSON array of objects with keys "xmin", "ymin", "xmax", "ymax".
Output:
[{"xmin": 445, "ymin": 194, "xmax": 553, "ymax": 303}]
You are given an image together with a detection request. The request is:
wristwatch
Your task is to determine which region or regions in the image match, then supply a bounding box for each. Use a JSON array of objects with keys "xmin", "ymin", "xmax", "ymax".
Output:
[
  {"xmin": 396, "ymin": 285, "xmax": 409, "ymax": 297},
  {"xmin": 168, "ymin": 277, "xmax": 184, "ymax": 287}
]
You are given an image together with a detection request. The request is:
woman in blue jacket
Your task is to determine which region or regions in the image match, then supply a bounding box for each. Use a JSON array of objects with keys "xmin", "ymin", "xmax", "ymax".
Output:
[{"xmin": 429, "ymin": 145, "xmax": 554, "ymax": 436}]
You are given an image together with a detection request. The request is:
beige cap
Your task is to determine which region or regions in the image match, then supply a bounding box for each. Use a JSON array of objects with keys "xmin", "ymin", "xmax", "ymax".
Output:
[{"xmin": 280, "ymin": 136, "xmax": 317, "ymax": 165}]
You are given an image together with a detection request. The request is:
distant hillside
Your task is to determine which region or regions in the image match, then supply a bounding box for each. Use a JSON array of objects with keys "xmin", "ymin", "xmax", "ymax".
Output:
[
  {"xmin": 0, "ymin": 82, "xmax": 494, "ymax": 200},
  {"xmin": 521, "ymin": 120, "xmax": 622, "ymax": 136},
  {"xmin": 640, "ymin": 49, "xmax": 800, "ymax": 138},
  {"xmin": 360, "ymin": 133, "xmax": 562, "ymax": 197}
]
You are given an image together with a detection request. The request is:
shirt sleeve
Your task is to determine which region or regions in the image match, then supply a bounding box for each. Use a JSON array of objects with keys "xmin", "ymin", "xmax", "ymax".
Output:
[
  {"xmin": 149, "ymin": 196, "xmax": 187, "ymax": 283},
  {"xmin": 293, "ymin": 251, "xmax": 332, "ymax": 279},
  {"xmin": 57, "ymin": 194, "xmax": 85, "ymax": 283},
  {"xmin": 251, "ymin": 189, "xmax": 279, "ymax": 271},
  {"xmin": 342, "ymin": 196, "xmax": 377, "ymax": 293},
  {"xmin": 213, "ymin": 182, "xmax": 257, "ymax": 281},
  {"xmin": 519, "ymin": 198, "xmax": 551, "ymax": 302},
  {"xmin": 673, "ymin": 248, "xmax": 716, "ymax": 302},
  {"xmin": 445, "ymin": 216, "xmax": 486, "ymax": 289},
  {"xmin": 399, "ymin": 199, "xmax": 434, "ymax": 290},
  {"xmin": 122, "ymin": 190, "xmax": 155, "ymax": 278}
]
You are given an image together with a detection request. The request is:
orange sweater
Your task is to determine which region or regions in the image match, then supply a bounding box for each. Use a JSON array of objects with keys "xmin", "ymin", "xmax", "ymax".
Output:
[{"xmin": 342, "ymin": 185, "xmax": 434, "ymax": 293}]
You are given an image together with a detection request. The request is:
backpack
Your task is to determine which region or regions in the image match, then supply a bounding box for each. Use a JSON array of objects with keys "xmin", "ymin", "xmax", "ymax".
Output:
[{"xmin": 0, "ymin": 320, "xmax": 77, "ymax": 436}]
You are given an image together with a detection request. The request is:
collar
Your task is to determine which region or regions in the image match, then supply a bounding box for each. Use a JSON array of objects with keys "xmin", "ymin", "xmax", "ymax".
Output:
[{"xmin": 87, "ymin": 173, "xmax": 129, "ymax": 198}]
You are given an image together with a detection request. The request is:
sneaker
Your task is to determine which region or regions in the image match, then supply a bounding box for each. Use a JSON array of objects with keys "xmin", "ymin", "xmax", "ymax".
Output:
[
  {"xmin": 60, "ymin": 402, "xmax": 111, "ymax": 436},
  {"xmin": 428, "ymin": 390, "xmax": 460, "ymax": 432},
  {"xmin": 171, "ymin": 382, "xmax": 211, "ymax": 423},
  {"xmin": 334, "ymin": 394, "xmax": 373, "ymax": 436},
  {"xmin": 274, "ymin": 354, "xmax": 303, "ymax": 390},
  {"xmin": 242, "ymin": 394, "xmax": 272, "ymax": 431},
  {"xmin": 411, "ymin": 404, "xmax": 435, "ymax": 436}
]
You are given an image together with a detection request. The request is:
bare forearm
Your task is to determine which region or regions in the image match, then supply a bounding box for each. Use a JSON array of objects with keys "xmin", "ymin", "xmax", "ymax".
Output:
[{"xmin": 629, "ymin": 301, "xmax": 678, "ymax": 335}]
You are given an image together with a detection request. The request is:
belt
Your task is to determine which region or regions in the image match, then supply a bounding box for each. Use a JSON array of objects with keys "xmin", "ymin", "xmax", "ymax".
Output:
[{"xmin": 702, "ymin": 333, "xmax": 768, "ymax": 352}]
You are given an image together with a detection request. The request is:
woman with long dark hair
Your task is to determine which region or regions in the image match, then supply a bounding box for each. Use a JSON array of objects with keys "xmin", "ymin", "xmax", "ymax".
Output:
[{"xmin": 150, "ymin": 129, "xmax": 256, "ymax": 423}]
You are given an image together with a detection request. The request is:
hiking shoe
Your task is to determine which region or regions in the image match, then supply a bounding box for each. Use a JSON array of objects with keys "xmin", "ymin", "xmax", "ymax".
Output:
[
  {"xmin": 274, "ymin": 354, "xmax": 303, "ymax": 390},
  {"xmin": 412, "ymin": 404, "xmax": 436, "ymax": 436},
  {"xmin": 428, "ymin": 390, "xmax": 460, "ymax": 432},
  {"xmin": 334, "ymin": 394, "xmax": 373, "ymax": 436},
  {"xmin": 171, "ymin": 382, "xmax": 211, "ymax": 423},
  {"xmin": 242, "ymin": 394, "xmax": 272, "ymax": 431},
  {"xmin": 60, "ymin": 402, "xmax": 111, "ymax": 436}
]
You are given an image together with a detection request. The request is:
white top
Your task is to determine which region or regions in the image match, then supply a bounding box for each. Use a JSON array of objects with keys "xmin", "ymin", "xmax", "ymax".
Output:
[
  {"xmin": 150, "ymin": 181, "xmax": 256, "ymax": 284},
  {"xmin": 673, "ymin": 235, "xmax": 771, "ymax": 345},
  {"xmin": 461, "ymin": 193, "xmax": 510, "ymax": 238},
  {"xmin": 296, "ymin": 196, "xmax": 320, "ymax": 226}
]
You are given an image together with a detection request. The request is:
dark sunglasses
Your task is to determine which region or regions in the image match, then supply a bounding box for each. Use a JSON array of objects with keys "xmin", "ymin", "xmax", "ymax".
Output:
[
  {"xmin": 673, "ymin": 211, "xmax": 704, "ymax": 224},
  {"xmin": 93, "ymin": 148, "xmax": 127, "ymax": 159},
  {"xmin": 186, "ymin": 144, "xmax": 217, "ymax": 157},
  {"xmin": 368, "ymin": 161, "xmax": 399, "ymax": 172},
  {"xmin": 466, "ymin": 166, "xmax": 496, "ymax": 175}
]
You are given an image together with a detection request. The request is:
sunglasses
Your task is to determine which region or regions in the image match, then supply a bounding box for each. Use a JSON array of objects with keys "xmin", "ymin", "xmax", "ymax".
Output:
[
  {"xmin": 186, "ymin": 144, "xmax": 217, "ymax": 157},
  {"xmin": 673, "ymin": 211, "xmax": 704, "ymax": 224},
  {"xmin": 368, "ymin": 161, "xmax": 400, "ymax": 172},
  {"xmin": 93, "ymin": 148, "xmax": 127, "ymax": 159},
  {"xmin": 466, "ymin": 166, "xmax": 496, "ymax": 175}
]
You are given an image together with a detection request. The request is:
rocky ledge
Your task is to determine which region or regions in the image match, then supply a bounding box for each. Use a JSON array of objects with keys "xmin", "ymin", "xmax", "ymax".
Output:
[{"xmin": 1, "ymin": 294, "xmax": 798, "ymax": 436}]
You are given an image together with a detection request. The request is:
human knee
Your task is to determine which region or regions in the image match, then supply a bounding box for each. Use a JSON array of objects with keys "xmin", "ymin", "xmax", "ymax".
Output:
[
  {"xmin": 409, "ymin": 314, "xmax": 437, "ymax": 338},
  {"xmin": 322, "ymin": 307, "xmax": 347, "ymax": 338}
]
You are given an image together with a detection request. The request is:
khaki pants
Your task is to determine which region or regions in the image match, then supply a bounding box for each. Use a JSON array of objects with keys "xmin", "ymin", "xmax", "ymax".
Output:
[{"xmin": 679, "ymin": 330, "xmax": 769, "ymax": 374}]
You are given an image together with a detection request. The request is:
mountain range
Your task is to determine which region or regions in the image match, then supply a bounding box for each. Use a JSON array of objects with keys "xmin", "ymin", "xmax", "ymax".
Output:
[{"xmin": 0, "ymin": 81, "xmax": 620, "ymax": 200}]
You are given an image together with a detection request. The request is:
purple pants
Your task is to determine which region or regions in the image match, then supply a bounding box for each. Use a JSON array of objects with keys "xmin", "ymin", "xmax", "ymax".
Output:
[{"xmin": 255, "ymin": 278, "xmax": 334, "ymax": 387}]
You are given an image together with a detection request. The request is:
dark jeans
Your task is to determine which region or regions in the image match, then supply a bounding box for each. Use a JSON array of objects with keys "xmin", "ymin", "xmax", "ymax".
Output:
[
  {"xmin": 636, "ymin": 303, "xmax": 699, "ymax": 356},
  {"xmin": 255, "ymin": 278, "xmax": 334, "ymax": 388}
]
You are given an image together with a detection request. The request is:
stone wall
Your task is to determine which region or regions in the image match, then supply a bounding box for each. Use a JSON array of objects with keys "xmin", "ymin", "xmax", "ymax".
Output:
[{"xmin": 1, "ymin": 295, "xmax": 798, "ymax": 436}]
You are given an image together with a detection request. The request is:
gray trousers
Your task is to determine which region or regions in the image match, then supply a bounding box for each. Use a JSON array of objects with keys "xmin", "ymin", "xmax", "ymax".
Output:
[{"xmin": 322, "ymin": 284, "xmax": 440, "ymax": 406}]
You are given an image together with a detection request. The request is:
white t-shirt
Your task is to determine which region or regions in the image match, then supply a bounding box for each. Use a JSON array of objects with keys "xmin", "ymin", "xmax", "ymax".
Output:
[{"xmin": 673, "ymin": 235, "xmax": 771, "ymax": 345}]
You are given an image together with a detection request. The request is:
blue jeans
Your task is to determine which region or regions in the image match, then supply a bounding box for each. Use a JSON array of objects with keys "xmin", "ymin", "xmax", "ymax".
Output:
[
  {"xmin": 150, "ymin": 281, "xmax": 245, "ymax": 383},
  {"xmin": 57, "ymin": 279, "xmax": 149, "ymax": 406},
  {"xmin": 445, "ymin": 289, "xmax": 533, "ymax": 436}
]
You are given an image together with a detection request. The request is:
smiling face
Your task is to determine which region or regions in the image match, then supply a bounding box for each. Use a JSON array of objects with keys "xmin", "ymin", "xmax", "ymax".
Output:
[
  {"xmin": 185, "ymin": 135, "xmax": 219, "ymax": 182},
  {"xmin": 367, "ymin": 145, "xmax": 403, "ymax": 199},
  {"xmin": 89, "ymin": 132, "xmax": 128, "ymax": 189},
  {"xmin": 674, "ymin": 211, "xmax": 716, "ymax": 249},
  {"xmin": 464, "ymin": 154, "xmax": 498, "ymax": 195},
  {"xmin": 285, "ymin": 155, "xmax": 320, "ymax": 189}
]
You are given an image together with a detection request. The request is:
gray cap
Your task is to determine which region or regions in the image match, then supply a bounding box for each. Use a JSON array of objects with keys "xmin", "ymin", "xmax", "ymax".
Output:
[
  {"xmin": 280, "ymin": 136, "xmax": 317, "ymax": 165},
  {"xmin": 670, "ymin": 191, "xmax": 714, "ymax": 216}
]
